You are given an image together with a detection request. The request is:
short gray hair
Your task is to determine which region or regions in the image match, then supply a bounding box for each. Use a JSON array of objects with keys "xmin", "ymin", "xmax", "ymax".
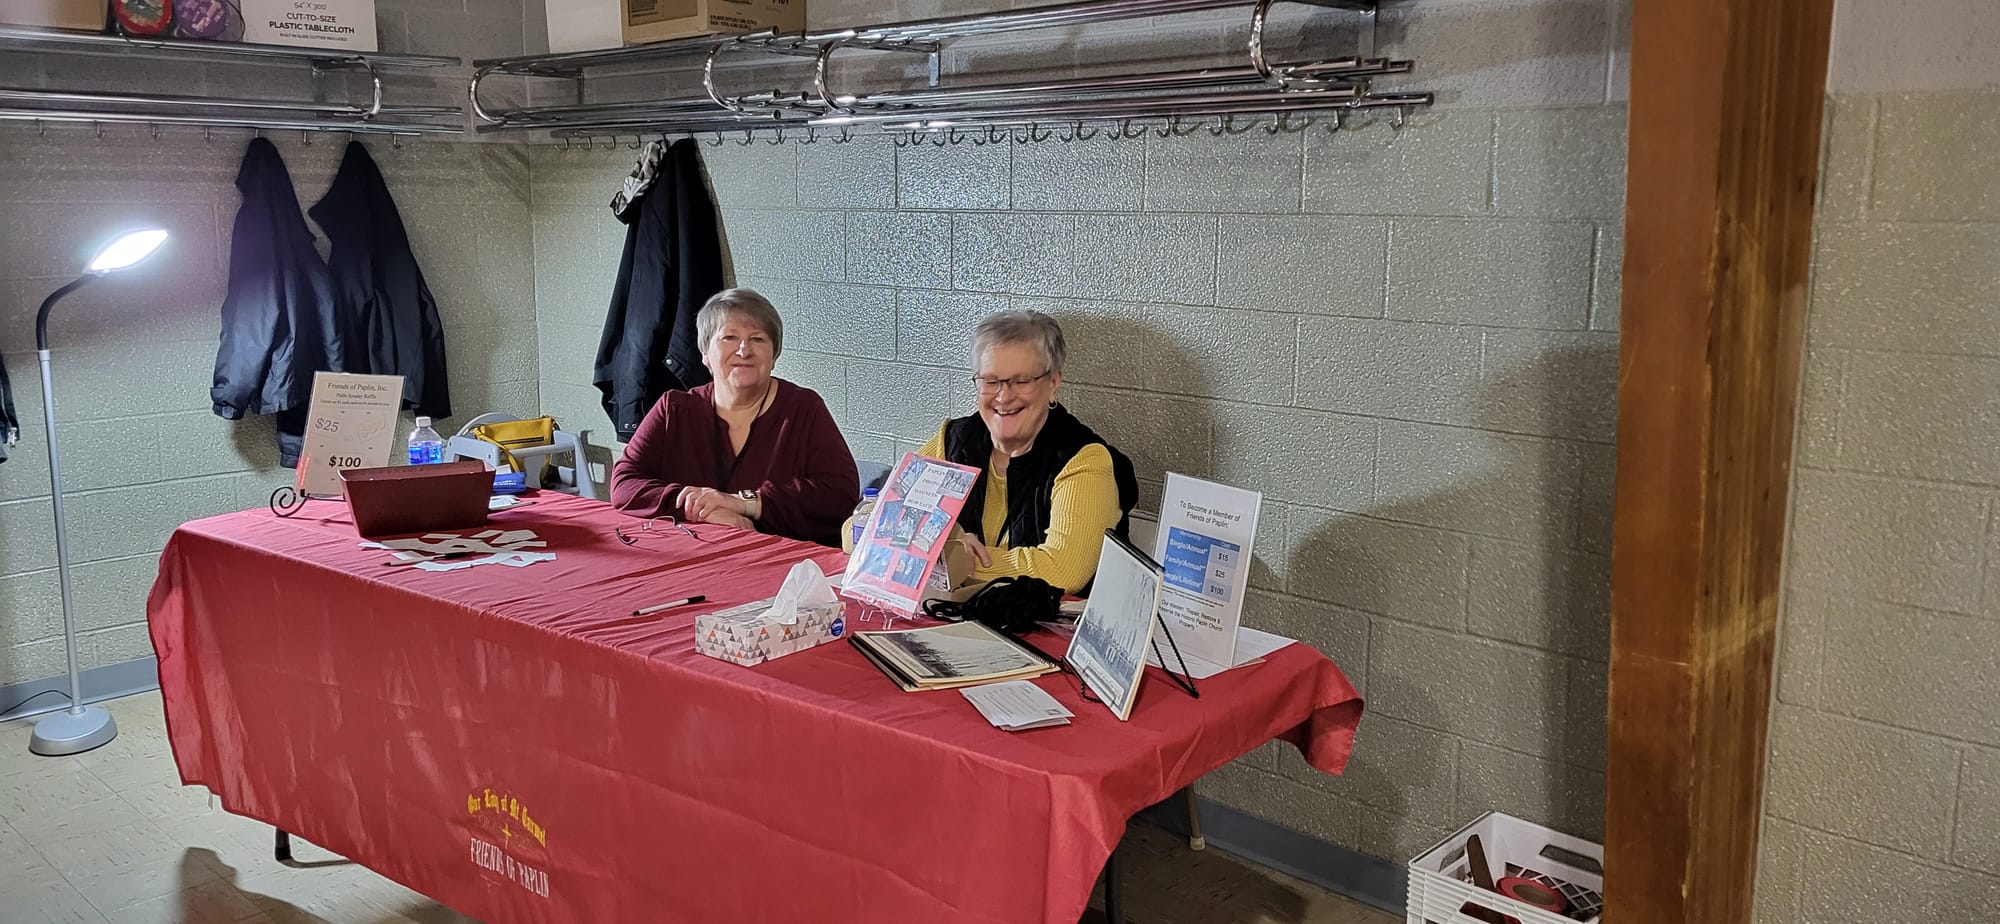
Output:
[
  {"xmin": 696, "ymin": 288, "xmax": 784, "ymax": 358},
  {"xmin": 971, "ymin": 309, "xmax": 1065, "ymax": 375}
]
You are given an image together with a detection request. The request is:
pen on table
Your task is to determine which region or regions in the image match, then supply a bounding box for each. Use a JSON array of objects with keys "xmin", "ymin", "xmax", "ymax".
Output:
[{"xmin": 633, "ymin": 595, "xmax": 705, "ymax": 616}]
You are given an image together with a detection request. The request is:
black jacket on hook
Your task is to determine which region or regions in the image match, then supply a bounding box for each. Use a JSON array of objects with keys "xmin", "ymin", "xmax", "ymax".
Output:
[
  {"xmin": 211, "ymin": 137, "xmax": 338, "ymax": 468},
  {"xmin": 310, "ymin": 141, "xmax": 451, "ymax": 419},
  {"xmin": 594, "ymin": 138, "xmax": 724, "ymax": 442},
  {"xmin": 0, "ymin": 352, "xmax": 16, "ymax": 465}
]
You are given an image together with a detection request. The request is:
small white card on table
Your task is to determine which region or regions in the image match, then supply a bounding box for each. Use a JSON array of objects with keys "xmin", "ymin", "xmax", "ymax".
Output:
[{"xmin": 960, "ymin": 680, "xmax": 1073, "ymax": 731}]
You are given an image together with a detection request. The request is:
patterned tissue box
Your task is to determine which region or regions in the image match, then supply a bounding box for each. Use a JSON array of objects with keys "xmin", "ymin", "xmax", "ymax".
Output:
[{"xmin": 694, "ymin": 599, "xmax": 846, "ymax": 667}]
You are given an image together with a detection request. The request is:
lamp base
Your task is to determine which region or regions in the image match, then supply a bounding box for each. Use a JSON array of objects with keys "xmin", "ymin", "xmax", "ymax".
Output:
[{"xmin": 28, "ymin": 705, "xmax": 117, "ymax": 756}]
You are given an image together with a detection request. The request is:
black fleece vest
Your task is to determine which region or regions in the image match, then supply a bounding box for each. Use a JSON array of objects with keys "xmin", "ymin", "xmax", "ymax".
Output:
[{"xmin": 942, "ymin": 404, "xmax": 1139, "ymax": 547}]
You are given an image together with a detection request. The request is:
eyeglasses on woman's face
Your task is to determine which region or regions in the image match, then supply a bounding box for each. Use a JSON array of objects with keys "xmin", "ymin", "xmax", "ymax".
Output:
[{"xmin": 971, "ymin": 370, "xmax": 1053, "ymax": 394}]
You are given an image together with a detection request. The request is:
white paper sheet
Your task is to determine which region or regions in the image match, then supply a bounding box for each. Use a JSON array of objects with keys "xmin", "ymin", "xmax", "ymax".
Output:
[
  {"xmin": 1147, "ymin": 626, "xmax": 1297, "ymax": 680},
  {"xmin": 960, "ymin": 680, "xmax": 1073, "ymax": 731},
  {"xmin": 361, "ymin": 530, "xmax": 554, "ymax": 572}
]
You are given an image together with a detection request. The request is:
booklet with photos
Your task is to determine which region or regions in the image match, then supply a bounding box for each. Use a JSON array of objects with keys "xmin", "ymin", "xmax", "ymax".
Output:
[{"xmin": 850, "ymin": 620, "xmax": 1057, "ymax": 691}]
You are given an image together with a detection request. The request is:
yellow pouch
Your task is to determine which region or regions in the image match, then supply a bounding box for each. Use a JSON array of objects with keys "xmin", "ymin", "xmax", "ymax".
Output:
[{"xmin": 471, "ymin": 416, "xmax": 557, "ymax": 484}]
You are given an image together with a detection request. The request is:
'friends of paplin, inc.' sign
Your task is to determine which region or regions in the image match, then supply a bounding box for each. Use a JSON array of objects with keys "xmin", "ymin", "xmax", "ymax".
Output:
[{"xmin": 241, "ymin": 0, "xmax": 378, "ymax": 51}]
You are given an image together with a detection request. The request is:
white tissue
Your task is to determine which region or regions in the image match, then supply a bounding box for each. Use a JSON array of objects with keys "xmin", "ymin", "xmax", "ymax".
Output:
[{"xmin": 764, "ymin": 559, "xmax": 838, "ymax": 625}]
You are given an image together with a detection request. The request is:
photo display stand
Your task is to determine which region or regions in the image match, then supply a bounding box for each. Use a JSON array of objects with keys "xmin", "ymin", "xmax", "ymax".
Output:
[{"xmin": 1065, "ymin": 529, "xmax": 1199, "ymax": 720}]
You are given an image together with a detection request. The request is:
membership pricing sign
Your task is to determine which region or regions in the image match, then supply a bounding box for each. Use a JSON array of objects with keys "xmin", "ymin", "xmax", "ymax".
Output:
[
  {"xmin": 296, "ymin": 372, "xmax": 404, "ymax": 497},
  {"xmin": 1152, "ymin": 473, "xmax": 1262, "ymax": 669}
]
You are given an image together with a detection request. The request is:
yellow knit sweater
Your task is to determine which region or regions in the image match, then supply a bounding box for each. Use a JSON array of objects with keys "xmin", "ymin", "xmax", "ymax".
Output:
[{"xmin": 920, "ymin": 425, "xmax": 1122, "ymax": 594}]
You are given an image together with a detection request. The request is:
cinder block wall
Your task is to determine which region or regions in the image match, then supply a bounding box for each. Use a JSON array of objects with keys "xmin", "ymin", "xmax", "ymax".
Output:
[
  {"xmin": 533, "ymin": 0, "xmax": 1628, "ymax": 863},
  {"xmin": 1755, "ymin": 2, "xmax": 2000, "ymax": 919}
]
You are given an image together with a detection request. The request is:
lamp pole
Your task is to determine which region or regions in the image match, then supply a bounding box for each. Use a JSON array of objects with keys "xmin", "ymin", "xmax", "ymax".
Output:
[
  {"xmin": 27, "ymin": 228, "xmax": 167, "ymax": 757},
  {"xmin": 26, "ymin": 275, "xmax": 115, "ymax": 756}
]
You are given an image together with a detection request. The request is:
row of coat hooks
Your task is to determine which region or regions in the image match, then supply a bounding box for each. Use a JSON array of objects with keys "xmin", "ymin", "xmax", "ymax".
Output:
[
  {"xmin": 12, "ymin": 115, "xmax": 424, "ymax": 146},
  {"xmin": 550, "ymin": 104, "xmax": 1417, "ymax": 150},
  {"xmin": 479, "ymin": 0, "xmax": 1432, "ymax": 142}
]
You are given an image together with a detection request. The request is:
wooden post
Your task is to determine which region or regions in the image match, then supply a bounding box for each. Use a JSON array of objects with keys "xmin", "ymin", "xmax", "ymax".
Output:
[{"xmin": 1607, "ymin": 1, "xmax": 1835, "ymax": 921}]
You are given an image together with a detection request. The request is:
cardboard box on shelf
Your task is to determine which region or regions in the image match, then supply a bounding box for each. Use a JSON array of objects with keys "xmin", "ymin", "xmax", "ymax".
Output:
[
  {"xmin": 547, "ymin": 0, "xmax": 620, "ymax": 52},
  {"xmin": 621, "ymin": 0, "xmax": 802, "ymax": 45},
  {"xmin": 0, "ymin": 0, "xmax": 105, "ymax": 31},
  {"xmin": 237, "ymin": 0, "xmax": 376, "ymax": 52}
]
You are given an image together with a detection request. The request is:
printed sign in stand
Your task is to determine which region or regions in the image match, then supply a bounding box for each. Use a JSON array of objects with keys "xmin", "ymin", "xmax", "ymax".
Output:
[
  {"xmin": 1152, "ymin": 473, "xmax": 1263, "ymax": 672},
  {"xmin": 295, "ymin": 372, "xmax": 404, "ymax": 498}
]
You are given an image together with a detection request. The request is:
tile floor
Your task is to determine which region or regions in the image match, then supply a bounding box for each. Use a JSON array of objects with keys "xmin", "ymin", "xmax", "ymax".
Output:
[{"xmin": 1, "ymin": 692, "xmax": 1397, "ymax": 924}]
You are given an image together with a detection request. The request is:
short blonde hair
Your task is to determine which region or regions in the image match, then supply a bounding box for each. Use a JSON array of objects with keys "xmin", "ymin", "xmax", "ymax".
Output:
[
  {"xmin": 696, "ymin": 288, "xmax": 783, "ymax": 358},
  {"xmin": 971, "ymin": 309, "xmax": 1065, "ymax": 375}
]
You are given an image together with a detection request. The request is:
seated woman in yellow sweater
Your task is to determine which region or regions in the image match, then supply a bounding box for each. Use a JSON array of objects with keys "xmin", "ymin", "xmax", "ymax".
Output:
[{"xmin": 917, "ymin": 309, "xmax": 1138, "ymax": 594}]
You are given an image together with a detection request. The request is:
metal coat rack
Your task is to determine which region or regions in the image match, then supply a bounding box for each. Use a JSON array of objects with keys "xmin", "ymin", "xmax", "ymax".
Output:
[
  {"xmin": 0, "ymin": 25, "xmax": 467, "ymax": 138},
  {"xmin": 472, "ymin": 0, "xmax": 1433, "ymax": 142}
]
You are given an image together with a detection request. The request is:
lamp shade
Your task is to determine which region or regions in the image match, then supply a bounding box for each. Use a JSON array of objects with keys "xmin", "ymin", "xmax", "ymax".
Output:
[{"xmin": 85, "ymin": 228, "xmax": 169, "ymax": 274}]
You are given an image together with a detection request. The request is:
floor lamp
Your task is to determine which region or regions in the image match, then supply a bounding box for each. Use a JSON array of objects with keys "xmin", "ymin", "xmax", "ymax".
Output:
[{"xmin": 27, "ymin": 228, "xmax": 170, "ymax": 757}]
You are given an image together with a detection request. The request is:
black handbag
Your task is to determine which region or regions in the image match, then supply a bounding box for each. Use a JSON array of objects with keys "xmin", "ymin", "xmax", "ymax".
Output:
[{"xmin": 922, "ymin": 575, "xmax": 1064, "ymax": 635}]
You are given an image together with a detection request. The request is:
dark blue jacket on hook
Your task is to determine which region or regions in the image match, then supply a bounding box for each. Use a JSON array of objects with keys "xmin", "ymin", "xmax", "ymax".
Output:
[
  {"xmin": 594, "ymin": 138, "xmax": 724, "ymax": 442},
  {"xmin": 310, "ymin": 141, "xmax": 451, "ymax": 420},
  {"xmin": 210, "ymin": 137, "xmax": 338, "ymax": 468},
  {"xmin": 0, "ymin": 352, "xmax": 16, "ymax": 465}
]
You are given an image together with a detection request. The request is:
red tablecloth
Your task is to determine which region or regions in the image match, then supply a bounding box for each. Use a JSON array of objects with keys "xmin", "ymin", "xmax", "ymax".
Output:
[{"xmin": 148, "ymin": 493, "xmax": 1362, "ymax": 924}]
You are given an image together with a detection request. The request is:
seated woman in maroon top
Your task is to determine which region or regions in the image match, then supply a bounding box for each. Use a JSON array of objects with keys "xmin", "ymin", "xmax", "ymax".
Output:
[{"xmin": 610, "ymin": 288, "xmax": 859, "ymax": 546}]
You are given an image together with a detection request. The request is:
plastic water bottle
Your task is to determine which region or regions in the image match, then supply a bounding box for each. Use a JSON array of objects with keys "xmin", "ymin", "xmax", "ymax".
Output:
[
  {"xmin": 407, "ymin": 416, "xmax": 444, "ymax": 465},
  {"xmin": 847, "ymin": 487, "xmax": 881, "ymax": 551}
]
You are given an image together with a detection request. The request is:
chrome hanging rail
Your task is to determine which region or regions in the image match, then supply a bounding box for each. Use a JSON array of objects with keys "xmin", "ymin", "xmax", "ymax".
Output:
[
  {"xmin": 0, "ymin": 24, "xmax": 460, "ymax": 68},
  {"xmin": 0, "ymin": 25, "xmax": 466, "ymax": 136},
  {"xmin": 0, "ymin": 108, "xmax": 460, "ymax": 136},
  {"xmin": 472, "ymin": 0, "xmax": 1426, "ymax": 139}
]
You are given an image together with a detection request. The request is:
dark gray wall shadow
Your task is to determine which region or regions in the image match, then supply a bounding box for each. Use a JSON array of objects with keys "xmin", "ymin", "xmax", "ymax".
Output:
[
  {"xmin": 1482, "ymin": 338, "xmax": 1615, "ymax": 844},
  {"xmin": 1285, "ymin": 335, "xmax": 1615, "ymax": 853},
  {"xmin": 1044, "ymin": 311, "xmax": 1220, "ymax": 522}
]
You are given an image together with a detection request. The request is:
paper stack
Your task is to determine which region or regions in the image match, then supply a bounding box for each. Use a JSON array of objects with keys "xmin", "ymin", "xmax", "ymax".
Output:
[
  {"xmin": 960, "ymin": 680, "xmax": 1074, "ymax": 731},
  {"xmin": 694, "ymin": 600, "xmax": 846, "ymax": 667}
]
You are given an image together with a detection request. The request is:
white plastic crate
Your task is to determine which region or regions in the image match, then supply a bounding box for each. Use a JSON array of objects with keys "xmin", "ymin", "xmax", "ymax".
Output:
[{"xmin": 1408, "ymin": 812, "xmax": 1604, "ymax": 924}]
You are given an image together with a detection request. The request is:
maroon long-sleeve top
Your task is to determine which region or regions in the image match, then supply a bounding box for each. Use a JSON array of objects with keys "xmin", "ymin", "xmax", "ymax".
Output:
[{"xmin": 609, "ymin": 379, "xmax": 859, "ymax": 546}]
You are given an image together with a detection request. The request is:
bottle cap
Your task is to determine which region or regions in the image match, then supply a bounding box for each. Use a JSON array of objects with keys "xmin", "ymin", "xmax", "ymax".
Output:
[
  {"xmin": 862, "ymin": 487, "xmax": 880, "ymax": 498},
  {"xmin": 416, "ymin": 416, "xmax": 432, "ymax": 427}
]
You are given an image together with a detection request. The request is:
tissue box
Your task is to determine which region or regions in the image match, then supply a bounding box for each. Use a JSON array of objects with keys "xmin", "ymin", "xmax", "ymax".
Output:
[{"xmin": 694, "ymin": 599, "xmax": 845, "ymax": 667}]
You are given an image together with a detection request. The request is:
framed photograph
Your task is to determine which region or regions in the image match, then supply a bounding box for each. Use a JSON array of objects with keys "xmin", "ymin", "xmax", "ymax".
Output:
[{"xmin": 1067, "ymin": 530, "xmax": 1165, "ymax": 721}]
